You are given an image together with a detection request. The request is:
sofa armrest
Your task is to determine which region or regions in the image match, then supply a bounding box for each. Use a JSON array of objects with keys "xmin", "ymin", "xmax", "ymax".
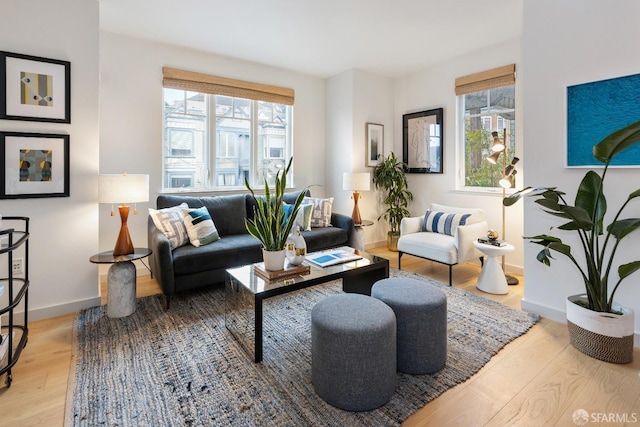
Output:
[
  {"xmin": 455, "ymin": 220, "xmax": 489, "ymax": 262},
  {"xmin": 331, "ymin": 212, "xmax": 354, "ymax": 240},
  {"xmin": 148, "ymin": 217, "xmax": 176, "ymax": 297},
  {"xmin": 400, "ymin": 216, "xmax": 424, "ymax": 236}
]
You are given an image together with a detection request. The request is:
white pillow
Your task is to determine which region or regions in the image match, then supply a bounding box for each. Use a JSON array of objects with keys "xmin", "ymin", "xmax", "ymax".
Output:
[
  {"xmin": 182, "ymin": 206, "xmax": 220, "ymax": 247},
  {"xmin": 293, "ymin": 203, "xmax": 313, "ymax": 231},
  {"xmin": 423, "ymin": 210, "xmax": 471, "ymax": 236},
  {"xmin": 304, "ymin": 197, "xmax": 334, "ymax": 228},
  {"xmin": 148, "ymin": 203, "xmax": 189, "ymax": 249}
]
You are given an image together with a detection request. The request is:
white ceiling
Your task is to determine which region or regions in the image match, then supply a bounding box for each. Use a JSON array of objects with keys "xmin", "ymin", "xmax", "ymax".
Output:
[{"xmin": 99, "ymin": 0, "xmax": 522, "ymax": 78}]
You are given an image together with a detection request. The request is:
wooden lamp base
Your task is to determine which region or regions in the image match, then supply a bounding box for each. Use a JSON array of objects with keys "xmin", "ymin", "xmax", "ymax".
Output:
[{"xmin": 113, "ymin": 205, "xmax": 134, "ymax": 256}]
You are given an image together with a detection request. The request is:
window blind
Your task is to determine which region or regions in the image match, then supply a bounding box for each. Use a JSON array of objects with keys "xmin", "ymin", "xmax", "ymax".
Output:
[
  {"xmin": 454, "ymin": 64, "xmax": 515, "ymax": 96},
  {"xmin": 162, "ymin": 67, "xmax": 295, "ymax": 105}
]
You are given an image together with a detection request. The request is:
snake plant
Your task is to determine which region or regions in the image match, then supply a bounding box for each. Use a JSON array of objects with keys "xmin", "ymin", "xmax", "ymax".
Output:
[{"xmin": 245, "ymin": 158, "xmax": 306, "ymax": 251}]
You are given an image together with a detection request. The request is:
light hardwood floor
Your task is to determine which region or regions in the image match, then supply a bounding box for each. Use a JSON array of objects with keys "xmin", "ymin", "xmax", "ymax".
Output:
[{"xmin": 1, "ymin": 247, "xmax": 638, "ymax": 427}]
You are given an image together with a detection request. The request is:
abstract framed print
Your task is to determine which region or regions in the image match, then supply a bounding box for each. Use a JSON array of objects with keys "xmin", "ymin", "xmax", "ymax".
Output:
[
  {"xmin": 0, "ymin": 131, "xmax": 70, "ymax": 199},
  {"xmin": 0, "ymin": 51, "xmax": 71, "ymax": 123}
]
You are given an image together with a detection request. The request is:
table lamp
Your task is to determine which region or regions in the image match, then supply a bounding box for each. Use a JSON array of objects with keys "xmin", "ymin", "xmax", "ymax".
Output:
[
  {"xmin": 99, "ymin": 172, "xmax": 149, "ymax": 256},
  {"xmin": 342, "ymin": 172, "xmax": 370, "ymax": 225}
]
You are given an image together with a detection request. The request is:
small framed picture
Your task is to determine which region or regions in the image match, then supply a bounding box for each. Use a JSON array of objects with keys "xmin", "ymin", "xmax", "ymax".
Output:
[
  {"xmin": 403, "ymin": 108, "xmax": 443, "ymax": 174},
  {"xmin": 0, "ymin": 51, "xmax": 71, "ymax": 123},
  {"xmin": 366, "ymin": 123, "xmax": 384, "ymax": 167},
  {"xmin": 0, "ymin": 131, "xmax": 70, "ymax": 199}
]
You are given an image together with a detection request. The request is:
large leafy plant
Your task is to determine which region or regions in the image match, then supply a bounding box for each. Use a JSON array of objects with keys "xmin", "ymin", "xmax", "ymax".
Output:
[
  {"xmin": 504, "ymin": 120, "xmax": 640, "ymax": 313},
  {"xmin": 372, "ymin": 152, "xmax": 414, "ymax": 235},
  {"xmin": 245, "ymin": 158, "xmax": 306, "ymax": 251}
]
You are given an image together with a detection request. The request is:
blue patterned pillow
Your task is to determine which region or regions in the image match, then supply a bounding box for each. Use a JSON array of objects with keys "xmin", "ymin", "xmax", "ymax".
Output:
[
  {"xmin": 423, "ymin": 210, "xmax": 471, "ymax": 236},
  {"xmin": 182, "ymin": 206, "xmax": 220, "ymax": 247}
]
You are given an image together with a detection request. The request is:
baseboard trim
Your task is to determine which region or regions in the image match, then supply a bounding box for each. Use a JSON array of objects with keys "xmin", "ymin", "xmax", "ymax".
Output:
[
  {"xmin": 1, "ymin": 296, "xmax": 102, "ymax": 324},
  {"xmin": 521, "ymin": 299, "xmax": 640, "ymax": 347}
]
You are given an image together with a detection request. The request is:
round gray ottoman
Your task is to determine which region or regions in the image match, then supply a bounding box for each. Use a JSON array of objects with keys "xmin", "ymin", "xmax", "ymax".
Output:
[
  {"xmin": 311, "ymin": 293, "xmax": 396, "ymax": 411},
  {"xmin": 372, "ymin": 278, "xmax": 447, "ymax": 374}
]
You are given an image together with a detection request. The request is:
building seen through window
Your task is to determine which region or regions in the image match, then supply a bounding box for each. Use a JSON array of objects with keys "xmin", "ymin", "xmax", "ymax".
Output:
[
  {"xmin": 461, "ymin": 85, "xmax": 515, "ymax": 188},
  {"xmin": 163, "ymin": 89, "xmax": 292, "ymax": 191}
]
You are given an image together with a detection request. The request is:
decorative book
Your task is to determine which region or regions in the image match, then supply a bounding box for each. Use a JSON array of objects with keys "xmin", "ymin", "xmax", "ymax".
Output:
[
  {"xmin": 253, "ymin": 263, "xmax": 311, "ymax": 281},
  {"xmin": 477, "ymin": 237, "xmax": 507, "ymax": 247},
  {"xmin": 306, "ymin": 248, "xmax": 362, "ymax": 268}
]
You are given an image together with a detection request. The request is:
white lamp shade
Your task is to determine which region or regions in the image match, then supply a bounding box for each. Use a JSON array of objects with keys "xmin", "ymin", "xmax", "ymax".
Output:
[
  {"xmin": 99, "ymin": 173, "xmax": 149, "ymax": 204},
  {"xmin": 343, "ymin": 172, "xmax": 371, "ymax": 191}
]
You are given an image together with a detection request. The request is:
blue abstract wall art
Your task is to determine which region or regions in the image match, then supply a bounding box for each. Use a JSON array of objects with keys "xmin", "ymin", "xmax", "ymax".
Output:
[{"xmin": 567, "ymin": 73, "xmax": 640, "ymax": 167}]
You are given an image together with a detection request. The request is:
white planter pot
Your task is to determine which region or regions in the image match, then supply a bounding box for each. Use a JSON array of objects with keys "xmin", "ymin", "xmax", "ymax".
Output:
[
  {"xmin": 566, "ymin": 294, "xmax": 634, "ymax": 364},
  {"xmin": 262, "ymin": 248, "xmax": 286, "ymax": 271}
]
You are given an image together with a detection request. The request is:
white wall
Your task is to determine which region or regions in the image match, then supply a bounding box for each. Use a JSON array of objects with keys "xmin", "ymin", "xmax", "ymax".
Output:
[
  {"xmin": 522, "ymin": 0, "xmax": 640, "ymax": 339},
  {"xmin": 393, "ymin": 38, "xmax": 524, "ymax": 273},
  {"xmin": 99, "ymin": 32, "xmax": 328, "ymax": 255},
  {"xmin": 0, "ymin": 0, "xmax": 101, "ymax": 320},
  {"xmin": 325, "ymin": 70, "xmax": 395, "ymax": 247}
]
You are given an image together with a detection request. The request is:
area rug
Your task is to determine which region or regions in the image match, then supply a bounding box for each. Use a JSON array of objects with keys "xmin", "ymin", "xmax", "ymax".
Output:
[{"xmin": 65, "ymin": 268, "xmax": 539, "ymax": 426}]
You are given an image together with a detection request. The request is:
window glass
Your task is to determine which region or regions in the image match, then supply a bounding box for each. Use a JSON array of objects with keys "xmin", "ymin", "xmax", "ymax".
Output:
[
  {"xmin": 460, "ymin": 85, "xmax": 515, "ymax": 189},
  {"xmin": 163, "ymin": 90, "xmax": 292, "ymax": 191}
]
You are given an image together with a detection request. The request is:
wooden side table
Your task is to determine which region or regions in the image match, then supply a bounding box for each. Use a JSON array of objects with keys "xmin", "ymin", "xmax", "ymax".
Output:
[
  {"xmin": 90, "ymin": 248, "xmax": 152, "ymax": 318},
  {"xmin": 472, "ymin": 241, "xmax": 514, "ymax": 295}
]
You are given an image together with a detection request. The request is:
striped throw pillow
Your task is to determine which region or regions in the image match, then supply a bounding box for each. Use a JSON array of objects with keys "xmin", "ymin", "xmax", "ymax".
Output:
[
  {"xmin": 182, "ymin": 206, "xmax": 220, "ymax": 247},
  {"xmin": 423, "ymin": 210, "xmax": 471, "ymax": 236}
]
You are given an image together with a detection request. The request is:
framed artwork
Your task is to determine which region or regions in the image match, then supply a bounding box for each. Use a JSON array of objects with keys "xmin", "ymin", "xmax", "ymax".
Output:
[
  {"xmin": 567, "ymin": 73, "xmax": 640, "ymax": 167},
  {"xmin": 0, "ymin": 131, "xmax": 70, "ymax": 199},
  {"xmin": 366, "ymin": 123, "xmax": 384, "ymax": 167},
  {"xmin": 0, "ymin": 51, "xmax": 71, "ymax": 123},
  {"xmin": 403, "ymin": 108, "xmax": 443, "ymax": 173}
]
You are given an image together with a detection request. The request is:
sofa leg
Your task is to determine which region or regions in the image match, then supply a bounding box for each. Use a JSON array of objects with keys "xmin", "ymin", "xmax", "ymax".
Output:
[
  {"xmin": 398, "ymin": 251, "xmax": 403, "ymax": 270},
  {"xmin": 166, "ymin": 295, "xmax": 171, "ymax": 310},
  {"xmin": 449, "ymin": 265, "xmax": 453, "ymax": 286}
]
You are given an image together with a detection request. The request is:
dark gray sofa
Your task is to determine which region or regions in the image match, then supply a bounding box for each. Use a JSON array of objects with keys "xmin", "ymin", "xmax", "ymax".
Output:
[{"xmin": 148, "ymin": 191, "xmax": 354, "ymax": 307}]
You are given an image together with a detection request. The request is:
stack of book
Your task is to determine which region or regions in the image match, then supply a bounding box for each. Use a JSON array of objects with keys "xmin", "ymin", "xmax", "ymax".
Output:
[
  {"xmin": 477, "ymin": 237, "xmax": 507, "ymax": 247},
  {"xmin": 253, "ymin": 263, "xmax": 311, "ymax": 281}
]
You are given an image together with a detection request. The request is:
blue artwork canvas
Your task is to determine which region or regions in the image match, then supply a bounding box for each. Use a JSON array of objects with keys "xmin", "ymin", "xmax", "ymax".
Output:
[{"xmin": 567, "ymin": 73, "xmax": 640, "ymax": 167}]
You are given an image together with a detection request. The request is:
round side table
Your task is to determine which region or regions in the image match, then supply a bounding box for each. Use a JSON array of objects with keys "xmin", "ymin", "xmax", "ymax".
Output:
[
  {"xmin": 472, "ymin": 241, "xmax": 514, "ymax": 295},
  {"xmin": 90, "ymin": 248, "xmax": 152, "ymax": 318},
  {"xmin": 352, "ymin": 220, "xmax": 374, "ymax": 252}
]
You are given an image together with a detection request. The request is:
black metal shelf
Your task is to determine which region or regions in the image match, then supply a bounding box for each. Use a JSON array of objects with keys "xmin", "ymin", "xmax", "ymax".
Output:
[{"xmin": 0, "ymin": 216, "xmax": 30, "ymax": 388}]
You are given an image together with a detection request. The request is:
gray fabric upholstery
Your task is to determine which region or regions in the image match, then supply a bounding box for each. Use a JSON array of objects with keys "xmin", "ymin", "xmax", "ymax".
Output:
[
  {"xmin": 311, "ymin": 293, "xmax": 396, "ymax": 411},
  {"xmin": 371, "ymin": 278, "xmax": 447, "ymax": 374},
  {"xmin": 148, "ymin": 191, "xmax": 354, "ymax": 306}
]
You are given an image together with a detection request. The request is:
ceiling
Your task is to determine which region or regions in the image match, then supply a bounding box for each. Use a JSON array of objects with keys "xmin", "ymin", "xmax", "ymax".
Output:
[{"xmin": 99, "ymin": 0, "xmax": 522, "ymax": 79}]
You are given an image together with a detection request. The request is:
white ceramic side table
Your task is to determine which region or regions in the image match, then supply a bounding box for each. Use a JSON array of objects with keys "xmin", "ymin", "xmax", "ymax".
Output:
[{"xmin": 472, "ymin": 241, "xmax": 514, "ymax": 295}]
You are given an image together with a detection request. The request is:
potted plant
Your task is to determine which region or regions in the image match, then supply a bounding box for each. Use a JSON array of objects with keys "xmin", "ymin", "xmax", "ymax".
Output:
[
  {"xmin": 245, "ymin": 158, "xmax": 306, "ymax": 271},
  {"xmin": 504, "ymin": 120, "xmax": 640, "ymax": 363},
  {"xmin": 372, "ymin": 152, "xmax": 414, "ymax": 251}
]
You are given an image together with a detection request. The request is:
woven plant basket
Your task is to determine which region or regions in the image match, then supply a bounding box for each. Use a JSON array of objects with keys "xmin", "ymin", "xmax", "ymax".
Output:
[{"xmin": 566, "ymin": 295, "xmax": 634, "ymax": 364}]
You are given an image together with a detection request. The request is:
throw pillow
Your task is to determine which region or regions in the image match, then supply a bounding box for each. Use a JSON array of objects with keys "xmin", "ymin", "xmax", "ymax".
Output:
[
  {"xmin": 304, "ymin": 197, "xmax": 334, "ymax": 228},
  {"xmin": 182, "ymin": 206, "xmax": 220, "ymax": 247},
  {"xmin": 148, "ymin": 203, "xmax": 189, "ymax": 249},
  {"xmin": 284, "ymin": 202, "xmax": 313, "ymax": 231},
  {"xmin": 423, "ymin": 210, "xmax": 471, "ymax": 236}
]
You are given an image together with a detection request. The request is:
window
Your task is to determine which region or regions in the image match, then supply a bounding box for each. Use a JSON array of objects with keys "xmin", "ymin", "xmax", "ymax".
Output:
[
  {"xmin": 162, "ymin": 67, "xmax": 295, "ymax": 192},
  {"xmin": 456, "ymin": 65, "xmax": 516, "ymax": 190}
]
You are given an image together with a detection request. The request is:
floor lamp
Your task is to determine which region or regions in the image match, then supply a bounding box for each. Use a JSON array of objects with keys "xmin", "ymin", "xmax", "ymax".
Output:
[{"xmin": 486, "ymin": 129, "xmax": 520, "ymax": 286}]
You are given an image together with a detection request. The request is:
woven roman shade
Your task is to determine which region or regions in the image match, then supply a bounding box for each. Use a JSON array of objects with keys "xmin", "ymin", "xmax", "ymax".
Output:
[
  {"xmin": 455, "ymin": 64, "xmax": 515, "ymax": 96},
  {"xmin": 162, "ymin": 67, "xmax": 295, "ymax": 105}
]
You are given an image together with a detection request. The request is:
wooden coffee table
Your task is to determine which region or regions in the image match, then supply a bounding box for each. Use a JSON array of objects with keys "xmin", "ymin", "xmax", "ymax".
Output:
[{"xmin": 225, "ymin": 247, "xmax": 389, "ymax": 362}]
